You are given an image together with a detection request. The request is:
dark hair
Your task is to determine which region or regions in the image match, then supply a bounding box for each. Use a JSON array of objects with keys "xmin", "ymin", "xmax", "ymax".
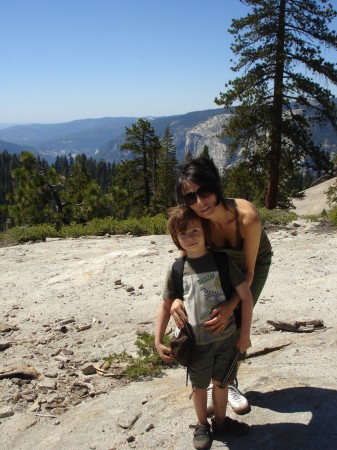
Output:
[
  {"xmin": 167, "ymin": 205, "xmax": 210, "ymax": 250},
  {"xmin": 175, "ymin": 157, "xmax": 225, "ymax": 206}
]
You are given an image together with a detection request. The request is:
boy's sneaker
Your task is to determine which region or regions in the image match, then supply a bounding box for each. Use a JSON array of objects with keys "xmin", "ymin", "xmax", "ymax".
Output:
[
  {"xmin": 211, "ymin": 416, "xmax": 250, "ymax": 436},
  {"xmin": 206, "ymin": 384, "xmax": 214, "ymax": 415},
  {"xmin": 228, "ymin": 381, "xmax": 250, "ymax": 414},
  {"xmin": 193, "ymin": 423, "xmax": 212, "ymax": 449}
]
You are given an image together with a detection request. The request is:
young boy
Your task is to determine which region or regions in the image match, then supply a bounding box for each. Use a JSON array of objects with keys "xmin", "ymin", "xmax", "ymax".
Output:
[{"xmin": 155, "ymin": 205, "xmax": 253, "ymax": 450}]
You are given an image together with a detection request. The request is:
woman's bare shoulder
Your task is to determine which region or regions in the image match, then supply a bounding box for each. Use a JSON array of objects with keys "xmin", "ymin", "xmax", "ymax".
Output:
[{"xmin": 234, "ymin": 199, "xmax": 260, "ymax": 226}]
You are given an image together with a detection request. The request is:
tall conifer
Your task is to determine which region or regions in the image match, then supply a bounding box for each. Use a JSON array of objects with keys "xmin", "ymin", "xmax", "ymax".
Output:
[
  {"xmin": 216, "ymin": 0, "xmax": 337, "ymax": 208},
  {"xmin": 120, "ymin": 119, "xmax": 161, "ymax": 212},
  {"xmin": 157, "ymin": 126, "xmax": 178, "ymax": 211}
]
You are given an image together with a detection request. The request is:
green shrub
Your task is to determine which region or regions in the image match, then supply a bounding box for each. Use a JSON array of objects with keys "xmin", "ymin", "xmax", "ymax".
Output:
[
  {"xmin": 0, "ymin": 223, "xmax": 60, "ymax": 245},
  {"xmin": 126, "ymin": 331, "xmax": 172, "ymax": 380},
  {"xmin": 103, "ymin": 331, "xmax": 172, "ymax": 381},
  {"xmin": 328, "ymin": 205, "xmax": 337, "ymax": 227},
  {"xmin": 257, "ymin": 208, "xmax": 297, "ymax": 226},
  {"xmin": 138, "ymin": 214, "xmax": 167, "ymax": 235},
  {"xmin": 304, "ymin": 214, "xmax": 320, "ymax": 222},
  {"xmin": 110, "ymin": 215, "xmax": 166, "ymax": 236},
  {"xmin": 79, "ymin": 217, "xmax": 119, "ymax": 236},
  {"xmin": 1, "ymin": 209, "xmax": 306, "ymax": 246},
  {"xmin": 58, "ymin": 222, "xmax": 89, "ymax": 238},
  {"xmin": 116, "ymin": 217, "xmax": 147, "ymax": 236},
  {"xmin": 103, "ymin": 351, "xmax": 133, "ymax": 365},
  {"xmin": 58, "ymin": 218, "xmax": 119, "ymax": 238},
  {"xmin": 56, "ymin": 215, "xmax": 167, "ymax": 239}
]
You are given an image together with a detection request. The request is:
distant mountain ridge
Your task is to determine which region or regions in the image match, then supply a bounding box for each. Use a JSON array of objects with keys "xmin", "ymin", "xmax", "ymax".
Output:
[
  {"xmin": 0, "ymin": 139, "xmax": 41, "ymax": 158},
  {"xmin": 0, "ymin": 104, "xmax": 336, "ymax": 169}
]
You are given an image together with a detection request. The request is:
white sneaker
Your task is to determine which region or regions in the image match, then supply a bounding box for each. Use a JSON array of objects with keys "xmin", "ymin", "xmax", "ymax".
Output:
[
  {"xmin": 206, "ymin": 384, "xmax": 214, "ymax": 415},
  {"xmin": 228, "ymin": 381, "xmax": 250, "ymax": 414}
]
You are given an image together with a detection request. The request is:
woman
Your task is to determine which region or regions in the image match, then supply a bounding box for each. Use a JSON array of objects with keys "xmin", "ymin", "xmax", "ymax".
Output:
[{"xmin": 171, "ymin": 157, "xmax": 272, "ymax": 414}]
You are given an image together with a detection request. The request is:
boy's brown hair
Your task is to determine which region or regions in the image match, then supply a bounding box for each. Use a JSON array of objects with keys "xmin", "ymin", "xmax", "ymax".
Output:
[{"xmin": 167, "ymin": 205, "xmax": 210, "ymax": 250}]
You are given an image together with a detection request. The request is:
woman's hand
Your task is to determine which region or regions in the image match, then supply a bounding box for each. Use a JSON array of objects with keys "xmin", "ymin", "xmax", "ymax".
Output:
[
  {"xmin": 155, "ymin": 343, "xmax": 174, "ymax": 362},
  {"xmin": 204, "ymin": 302, "xmax": 233, "ymax": 334},
  {"xmin": 170, "ymin": 298, "xmax": 188, "ymax": 329},
  {"xmin": 236, "ymin": 333, "xmax": 252, "ymax": 354}
]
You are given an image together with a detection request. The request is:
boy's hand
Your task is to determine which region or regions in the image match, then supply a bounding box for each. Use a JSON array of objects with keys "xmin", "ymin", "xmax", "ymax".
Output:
[
  {"xmin": 171, "ymin": 299, "xmax": 188, "ymax": 329},
  {"xmin": 155, "ymin": 343, "xmax": 174, "ymax": 362},
  {"xmin": 236, "ymin": 334, "xmax": 252, "ymax": 354}
]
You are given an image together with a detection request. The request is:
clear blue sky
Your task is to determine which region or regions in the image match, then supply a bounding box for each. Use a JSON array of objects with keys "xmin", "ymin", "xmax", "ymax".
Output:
[{"xmin": 0, "ymin": 0, "xmax": 336, "ymax": 125}]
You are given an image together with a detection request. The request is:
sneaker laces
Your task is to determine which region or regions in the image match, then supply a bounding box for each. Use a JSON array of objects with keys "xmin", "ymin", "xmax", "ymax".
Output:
[
  {"xmin": 228, "ymin": 384, "xmax": 244, "ymax": 400},
  {"xmin": 207, "ymin": 384, "xmax": 213, "ymax": 401},
  {"xmin": 206, "ymin": 384, "xmax": 213, "ymax": 411}
]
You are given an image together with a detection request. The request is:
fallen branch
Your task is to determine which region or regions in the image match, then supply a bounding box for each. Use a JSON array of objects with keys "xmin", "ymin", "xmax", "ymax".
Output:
[
  {"xmin": 267, "ymin": 319, "xmax": 325, "ymax": 332},
  {"xmin": 28, "ymin": 413, "xmax": 57, "ymax": 418},
  {"xmin": 0, "ymin": 365, "xmax": 41, "ymax": 380}
]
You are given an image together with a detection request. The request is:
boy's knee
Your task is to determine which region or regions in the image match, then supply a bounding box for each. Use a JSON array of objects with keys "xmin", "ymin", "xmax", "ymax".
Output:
[
  {"xmin": 193, "ymin": 386, "xmax": 207, "ymax": 393},
  {"xmin": 211, "ymin": 380, "xmax": 224, "ymax": 390}
]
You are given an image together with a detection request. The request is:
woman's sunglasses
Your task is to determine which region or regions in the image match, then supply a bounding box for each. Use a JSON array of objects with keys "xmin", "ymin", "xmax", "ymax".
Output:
[{"xmin": 182, "ymin": 186, "xmax": 213, "ymax": 205}]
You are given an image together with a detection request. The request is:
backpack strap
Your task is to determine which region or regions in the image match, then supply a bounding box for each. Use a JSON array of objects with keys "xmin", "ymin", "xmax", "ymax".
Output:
[
  {"xmin": 212, "ymin": 251, "xmax": 232, "ymax": 299},
  {"xmin": 171, "ymin": 256, "xmax": 190, "ymax": 384},
  {"xmin": 171, "ymin": 256, "xmax": 187, "ymax": 300}
]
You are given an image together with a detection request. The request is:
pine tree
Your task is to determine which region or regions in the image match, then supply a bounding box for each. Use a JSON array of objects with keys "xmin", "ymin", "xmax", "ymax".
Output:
[
  {"xmin": 0, "ymin": 151, "xmax": 20, "ymax": 204},
  {"xmin": 8, "ymin": 152, "xmax": 66, "ymax": 225},
  {"xmin": 120, "ymin": 119, "xmax": 161, "ymax": 212},
  {"xmin": 113, "ymin": 159, "xmax": 142, "ymax": 218},
  {"xmin": 185, "ymin": 149, "xmax": 193, "ymax": 161},
  {"xmin": 216, "ymin": 0, "xmax": 337, "ymax": 209},
  {"xmin": 156, "ymin": 126, "xmax": 178, "ymax": 211},
  {"xmin": 0, "ymin": 151, "xmax": 20, "ymax": 230},
  {"xmin": 62, "ymin": 154, "xmax": 104, "ymax": 223},
  {"xmin": 53, "ymin": 155, "xmax": 71, "ymax": 178},
  {"xmin": 200, "ymin": 145, "xmax": 211, "ymax": 160},
  {"xmin": 96, "ymin": 159, "xmax": 110, "ymax": 193}
]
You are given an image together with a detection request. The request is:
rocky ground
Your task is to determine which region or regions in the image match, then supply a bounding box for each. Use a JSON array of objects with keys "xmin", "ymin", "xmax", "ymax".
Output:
[{"xmin": 1, "ymin": 215, "xmax": 337, "ymax": 449}]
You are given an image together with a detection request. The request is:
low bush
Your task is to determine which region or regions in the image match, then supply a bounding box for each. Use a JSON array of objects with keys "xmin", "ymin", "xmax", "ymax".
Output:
[
  {"xmin": 0, "ymin": 223, "xmax": 60, "ymax": 245},
  {"xmin": 0, "ymin": 214, "xmax": 168, "ymax": 245},
  {"xmin": 303, "ymin": 214, "xmax": 320, "ymax": 222},
  {"xmin": 257, "ymin": 208, "xmax": 297, "ymax": 226},
  {"xmin": 328, "ymin": 205, "xmax": 337, "ymax": 227},
  {"xmin": 4, "ymin": 208, "xmax": 330, "ymax": 246},
  {"xmin": 103, "ymin": 332, "xmax": 172, "ymax": 381}
]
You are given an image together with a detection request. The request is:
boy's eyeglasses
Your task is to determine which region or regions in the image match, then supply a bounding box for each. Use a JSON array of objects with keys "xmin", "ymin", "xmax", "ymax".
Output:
[{"xmin": 183, "ymin": 186, "xmax": 213, "ymax": 205}]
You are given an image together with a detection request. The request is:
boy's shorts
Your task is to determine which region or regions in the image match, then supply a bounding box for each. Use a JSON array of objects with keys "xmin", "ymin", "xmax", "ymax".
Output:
[{"xmin": 188, "ymin": 332, "xmax": 237, "ymax": 389}]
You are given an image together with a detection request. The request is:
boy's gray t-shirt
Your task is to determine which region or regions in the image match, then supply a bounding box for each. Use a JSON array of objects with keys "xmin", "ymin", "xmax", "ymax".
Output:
[{"xmin": 162, "ymin": 251, "xmax": 246, "ymax": 345}]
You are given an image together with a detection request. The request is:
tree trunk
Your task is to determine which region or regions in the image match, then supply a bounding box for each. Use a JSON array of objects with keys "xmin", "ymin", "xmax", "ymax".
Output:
[
  {"xmin": 142, "ymin": 148, "xmax": 150, "ymax": 208},
  {"xmin": 265, "ymin": 149, "xmax": 280, "ymax": 209},
  {"xmin": 265, "ymin": 0, "xmax": 286, "ymax": 209}
]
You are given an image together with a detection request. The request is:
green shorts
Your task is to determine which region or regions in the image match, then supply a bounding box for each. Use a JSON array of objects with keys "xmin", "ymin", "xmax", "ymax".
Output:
[{"xmin": 188, "ymin": 333, "xmax": 237, "ymax": 389}]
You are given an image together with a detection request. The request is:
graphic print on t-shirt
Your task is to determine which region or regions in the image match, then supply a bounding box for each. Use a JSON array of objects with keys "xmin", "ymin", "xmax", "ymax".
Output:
[{"xmin": 183, "ymin": 269, "xmax": 234, "ymax": 344}]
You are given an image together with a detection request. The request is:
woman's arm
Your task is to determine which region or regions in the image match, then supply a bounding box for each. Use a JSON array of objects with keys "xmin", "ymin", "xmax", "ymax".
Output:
[
  {"xmin": 234, "ymin": 281, "xmax": 253, "ymax": 353},
  {"xmin": 155, "ymin": 299, "xmax": 174, "ymax": 362},
  {"xmin": 236, "ymin": 199, "xmax": 262, "ymax": 286},
  {"xmin": 204, "ymin": 292, "xmax": 240, "ymax": 333}
]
